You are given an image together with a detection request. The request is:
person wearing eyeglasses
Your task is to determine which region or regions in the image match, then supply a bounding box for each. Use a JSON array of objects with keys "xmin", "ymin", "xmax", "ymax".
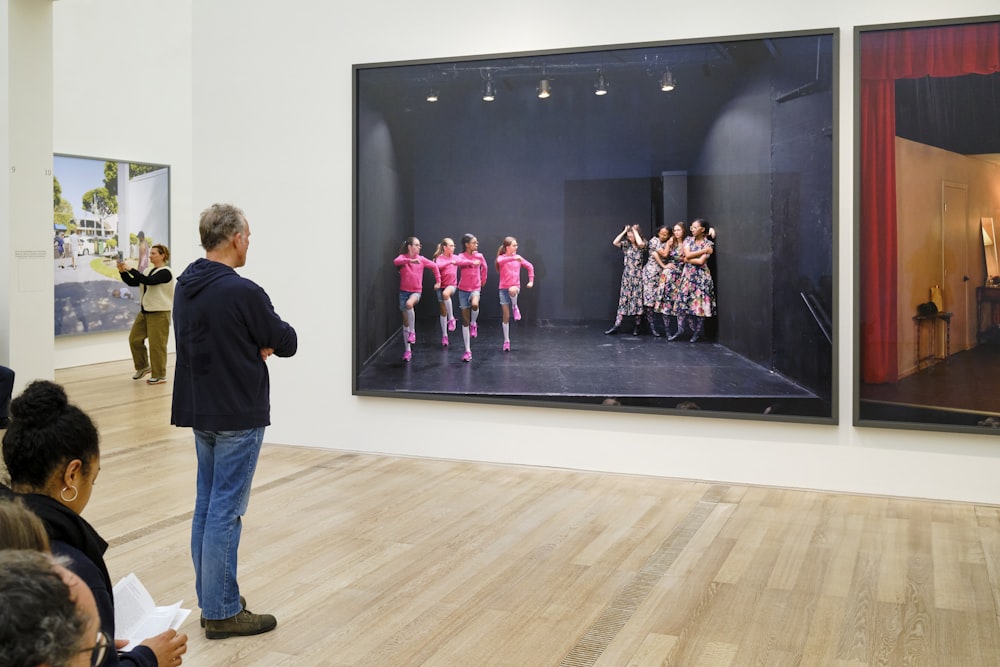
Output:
[
  {"xmin": 1, "ymin": 381, "xmax": 188, "ymax": 667},
  {"xmin": 0, "ymin": 549, "xmax": 110, "ymax": 667}
]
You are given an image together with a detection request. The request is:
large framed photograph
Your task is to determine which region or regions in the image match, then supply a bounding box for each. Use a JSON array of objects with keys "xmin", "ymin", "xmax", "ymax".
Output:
[
  {"xmin": 53, "ymin": 154, "xmax": 170, "ymax": 337},
  {"xmin": 355, "ymin": 29, "xmax": 837, "ymax": 423},
  {"xmin": 855, "ymin": 16, "xmax": 1000, "ymax": 433}
]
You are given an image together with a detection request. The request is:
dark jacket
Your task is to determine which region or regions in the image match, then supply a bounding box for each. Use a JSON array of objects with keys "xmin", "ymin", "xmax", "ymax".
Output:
[
  {"xmin": 171, "ymin": 258, "xmax": 297, "ymax": 431},
  {"xmin": 2, "ymin": 487, "xmax": 157, "ymax": 667}
]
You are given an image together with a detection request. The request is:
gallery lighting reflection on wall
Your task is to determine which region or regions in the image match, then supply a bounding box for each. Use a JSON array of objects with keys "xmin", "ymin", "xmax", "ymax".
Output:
[
  {"xmin": 482, "ymin": 73, "xmax": 496, "ymax": 102},
  {"xmin": 537, "ymin": 78, "xmax": 552, "ymax": 99},
  {"xmin": 659, "ymin": 68, "xmax": 676, "ymax": 92},
  {"xmin": 426, "ymin": 88, "xmax": 439, "ymax": 102},
  {"xmin": 594, "ymin": 71, "xmax": 609, "ymax": 96}
]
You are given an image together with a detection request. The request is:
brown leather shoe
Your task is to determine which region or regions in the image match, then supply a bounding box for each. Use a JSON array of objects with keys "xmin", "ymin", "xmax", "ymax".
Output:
[
  {"xmin": 204, "ymin": 608, "xmax": 277, "ymax": 639},
  {"xmin": 200, "ymin": 595, "xmax": 246, "ymax": 628}
]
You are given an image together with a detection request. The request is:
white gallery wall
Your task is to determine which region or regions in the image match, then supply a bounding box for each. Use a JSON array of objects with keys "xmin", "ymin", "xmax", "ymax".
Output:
[{"xmin": 48, "ymin": 0, "xmax": 1000, "ymax": 503}]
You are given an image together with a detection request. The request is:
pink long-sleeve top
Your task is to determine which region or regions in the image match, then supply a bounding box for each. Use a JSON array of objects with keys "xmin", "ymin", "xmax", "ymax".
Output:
[
  {"xmin": 456, "ymin": 251, "xmax": 488, "ymax": 291},
  {"xmin": 435, "ymin": 254, "xmax": 460, "ymax": 288},
  {"xmin": 496, "ymin": 255, "xmax": 534, "ymax": 290},
  {"xmin": 394, "ymin": 254, "xmax": 441, "ymax": 292}
]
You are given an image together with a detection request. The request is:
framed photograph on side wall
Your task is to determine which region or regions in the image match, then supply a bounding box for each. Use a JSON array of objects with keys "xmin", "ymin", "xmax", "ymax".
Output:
[
  {"xmin": 53, "ymin": 154, "xmax": 170, "ymax": 337},
  {"xmin": 355, "ymin": 29, "xmax": 838, "ymax": 423},
  {"xmin": 855, "ymin": 16, "xmax": 1000, "ymax": 433}
]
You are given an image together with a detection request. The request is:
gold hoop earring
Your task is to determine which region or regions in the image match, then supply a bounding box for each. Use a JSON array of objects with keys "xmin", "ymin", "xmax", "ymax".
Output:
[{"xmin": 60, "ymin": 486, "xmax": 79, "ymax": 503}]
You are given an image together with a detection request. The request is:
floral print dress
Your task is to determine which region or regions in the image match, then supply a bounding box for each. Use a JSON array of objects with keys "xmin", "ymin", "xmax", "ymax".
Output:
[
  {"xmin": 642, "ymin": 237, "xmax": 664, "ymax": 307},
  {"xmin": 615, "ymin": 243, "xmax": 644, "ymax": 316},
  {"xmin": 676, "ymin": 236, "xmax": 715, "ymax": 317},
  {"xmin": 654, "ymin": 241, "xmax": 686, "ymax": 315}
]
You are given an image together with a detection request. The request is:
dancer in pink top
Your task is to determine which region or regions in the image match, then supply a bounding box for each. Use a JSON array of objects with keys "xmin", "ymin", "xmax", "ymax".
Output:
[
  {"xmin": 495, "ymin": 237, "xmax": 534, "ymax": 352},
  {"xmin": 433, "ymin": 237, "xmax": 459, "ymax": 347},
  {"xmin": 456, "ymin": 233, "xmax": 488, "ymax": 362},
  {"xmin": 393, "ymin": 237, "xmax": 441, "ymax": 361}
]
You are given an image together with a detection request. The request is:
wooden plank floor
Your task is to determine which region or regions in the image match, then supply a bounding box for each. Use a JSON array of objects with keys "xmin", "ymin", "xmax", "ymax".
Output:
[{"xmin": 36, "ymin": 360, "xmax": 1000, "ymax": 665}]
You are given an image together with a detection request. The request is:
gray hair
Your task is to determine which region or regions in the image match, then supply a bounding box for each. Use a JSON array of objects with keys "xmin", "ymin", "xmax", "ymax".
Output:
[
  {"xmin": 199, "ymin": 203, "xmax": 247, "ymax": 251},
  {"xmin": 0, "ymin": 550, "xmax": 89, "ymax": 667}
]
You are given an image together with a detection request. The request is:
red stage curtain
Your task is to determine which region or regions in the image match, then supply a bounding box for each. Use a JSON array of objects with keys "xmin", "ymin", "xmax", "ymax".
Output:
[{"xmin": 859, "ymin": 22, "xmax": 1000, "ymax": 384}]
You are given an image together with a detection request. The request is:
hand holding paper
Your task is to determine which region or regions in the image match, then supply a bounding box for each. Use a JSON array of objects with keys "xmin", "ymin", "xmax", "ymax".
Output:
[{"xmin": 112, "ymin": 573, "xmax": 191, "ymax": 650}]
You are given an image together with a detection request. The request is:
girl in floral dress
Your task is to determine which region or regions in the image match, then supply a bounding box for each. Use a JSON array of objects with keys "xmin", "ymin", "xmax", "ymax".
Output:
[
  {"xmin": 641, "ymin": 226, "xmax": 671, "ymax": 336},
  {"xmin": 669, "ymin": 219, "xmax": 716, "ymax": 342},
  {"xmin": 655, "ymin": 222, "xmax": 688, "ymax": 337},
  {"xmin": 604, "ymin": 224, "xmax": 646, "ymax": 335}
]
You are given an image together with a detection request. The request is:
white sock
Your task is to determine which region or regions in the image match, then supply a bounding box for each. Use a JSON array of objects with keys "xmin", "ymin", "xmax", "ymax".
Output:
[
  {"xmin": 445, "ymin": 301, "xmax": 454, "ymax": 320},
  {"xmin": 403, "ymin": 308, "xmax": 412, "ymax": 331},
  {"xmin": 510, "ymin": 293, "xmax": 518, "ymax": 310},
  {"xmin": 471, "ymin": 309, "xmax": 479, "ymax": 325},
  {"xmin": 502, "ymin": 322, "xmax": 509, "ymax": 342},
  {"xmin": 440, "ymin": 315, "xmax": 448, "ymax": 335},
  {"xmin": 462, "ymin": 326, "xmax": 471, "ymax": 351}
]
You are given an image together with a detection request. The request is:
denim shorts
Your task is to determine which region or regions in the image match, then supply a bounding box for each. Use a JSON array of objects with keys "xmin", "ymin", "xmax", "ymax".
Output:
[
  {"xmin": 498, "ymin": 288, "xmax": 513, "ymax": 305},
  {"xmin": 459, "ymin": 289, "xmax": 480, "ymax": 310},
  {"xmin": 437, "ymin": 285, "xmax": 455, "ymax": 303},
  {"xmin": 399, "ymin": 291, "xmax": 420, "ymax": 311}
]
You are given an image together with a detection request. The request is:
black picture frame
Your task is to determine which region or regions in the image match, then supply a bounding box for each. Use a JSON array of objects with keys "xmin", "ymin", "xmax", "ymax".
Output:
[
  {"xmin": 354, "ymin": 29, "xmax": 838, "ymax": 424},
  {"xmin": 854, "ymin": 15, "xmax": 1000, "ymax": 434}
]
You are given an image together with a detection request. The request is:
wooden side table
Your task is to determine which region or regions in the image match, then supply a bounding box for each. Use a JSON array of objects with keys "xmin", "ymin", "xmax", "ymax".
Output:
[{"xmin": 913, "ymin": 311, "xmax": 952, "ymax": 370}]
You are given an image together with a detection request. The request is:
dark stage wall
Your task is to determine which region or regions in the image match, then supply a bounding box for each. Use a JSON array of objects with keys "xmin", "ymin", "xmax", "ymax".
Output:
[
  {"xmin": 687, "ymin": 58, "xmax": 832, "ymax": 396},
  {"xmin": 356, "ymin": 98, "xmax": 410, "ymax": 369},
  {"xmin": 355, "ymin": 43, "xmax": 833, "ymax": 398}
]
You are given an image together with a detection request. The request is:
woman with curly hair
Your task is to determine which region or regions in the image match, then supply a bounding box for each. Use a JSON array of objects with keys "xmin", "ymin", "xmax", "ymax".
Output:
[{"xmin": 2, "ymin": 380, "xmax": 188, "ymax": 667}]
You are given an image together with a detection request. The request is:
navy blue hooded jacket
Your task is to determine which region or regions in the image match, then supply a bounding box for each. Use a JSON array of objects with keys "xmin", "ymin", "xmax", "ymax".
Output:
[{"xmin": 171, "ymin": 258, "xmax": 297, "ymax": 431}]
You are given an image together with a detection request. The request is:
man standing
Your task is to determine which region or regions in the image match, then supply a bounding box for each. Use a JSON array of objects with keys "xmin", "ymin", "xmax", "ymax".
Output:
[
  {"xmin": 67, "ymin": 229, "xmax": 81, "ymax": 269},
  {"xmin": 171, "ymin": 203, "xmax": 297, "ymax": 639}
]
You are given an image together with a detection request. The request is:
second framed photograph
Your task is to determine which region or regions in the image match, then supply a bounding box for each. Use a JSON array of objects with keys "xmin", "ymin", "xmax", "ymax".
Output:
[
  {"xmin": 53, "ymin": 154, "xmax": 171, "ymax": 337},
  {"xmin": 355, "ymin": 29, "xmax": 838, "ymax": 423},
  {"xmin": 855, "ymin": 16, "xmax": 1000, "ymax": 434}
]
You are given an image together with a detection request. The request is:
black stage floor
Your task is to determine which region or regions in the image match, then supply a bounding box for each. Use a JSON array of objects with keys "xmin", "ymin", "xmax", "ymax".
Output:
[
  {"xmin": 860, "ymin": 344, "xmax": 1000, "ymax": 429},
  {"xmin": 357, "ymin": 319, "xmax": 825, "ymax": 417}
]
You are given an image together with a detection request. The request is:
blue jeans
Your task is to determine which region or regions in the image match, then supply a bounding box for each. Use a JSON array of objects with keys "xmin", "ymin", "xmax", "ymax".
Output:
[{"xmin": 191, "ymin": 427, "xmax": 265, "ymax": 620}]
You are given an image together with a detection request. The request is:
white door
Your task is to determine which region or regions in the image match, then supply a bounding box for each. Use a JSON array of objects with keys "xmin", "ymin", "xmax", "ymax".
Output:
[{"xmin": 942, "ymin": 182, "xmax": 970, "ymax": 353}]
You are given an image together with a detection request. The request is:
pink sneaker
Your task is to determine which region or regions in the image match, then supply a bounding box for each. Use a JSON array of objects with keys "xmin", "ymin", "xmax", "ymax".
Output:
[
  {"xmin": 502, "ymin": 341, "xmax": 510, "ymax": 352},
  {"xmin": 447, "ymin": 318, "xmax": 457, "ymax": 332},
  {"xmin": 461, "ymin": 351, "xmax": 472, "ymax": 362},
  {"xmin": 402, "ymin": 350, "xmax": 412, "ymax": 362},
  {"xmin": 441, "ymin": 336, "xmax": 449, "ymax": 347},
  {"xmin": 513, "ymin": 306, "xmax": 521, "ymax": 321},
  {"xmin": 407, "ymin": 331, "xmax": 416, "ymax": 344},
  {"xmin": 470, "ymin": 322, "xmax": 478, "ymax": 338}
]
